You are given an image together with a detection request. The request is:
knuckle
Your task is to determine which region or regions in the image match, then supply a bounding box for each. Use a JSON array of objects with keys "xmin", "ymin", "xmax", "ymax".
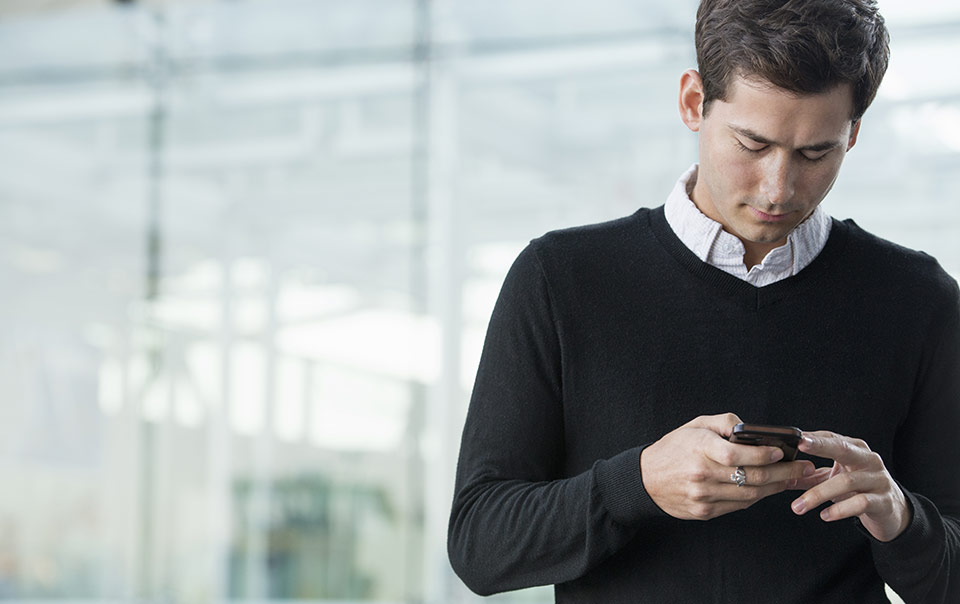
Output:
[
  {"xmin": 715, "ymin": 448, "xmax": 734, "ymax": 466},
  {"xmin": 839, "ymin": 439, "xmax": 853, "ymax": 455},
  {"xmin": 687, "ymin": 485, "xmax": 708, "ymax": 502},
  {"xmin": 692, "ymin": 503, "xmax": 713, "ymax": 520},
  {"xmin": 689, "ymin": 466, "xmax": 710, "ymax": 483},
  {"xmin": 867, "ymin": 452, "xmax": 883, "ymax": 468}
]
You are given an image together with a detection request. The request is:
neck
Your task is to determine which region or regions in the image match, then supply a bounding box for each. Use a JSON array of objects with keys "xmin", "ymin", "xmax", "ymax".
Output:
[
  {"xmin": 688, "ymin": 181, "xmax": 784, "ymax": 270},
  {"xmin": 741, "ymin": 239, "xmax": 784, "ymax": 270}
]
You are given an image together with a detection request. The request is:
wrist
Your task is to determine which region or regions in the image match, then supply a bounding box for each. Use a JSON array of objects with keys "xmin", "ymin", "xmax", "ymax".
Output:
[
  {"xmin": 874, "ymin": 486, "xmax": 913, "ymax": 542},
  {"xmin": 891, "ymin": 489, "xmax": 913, "ymax": 541}
]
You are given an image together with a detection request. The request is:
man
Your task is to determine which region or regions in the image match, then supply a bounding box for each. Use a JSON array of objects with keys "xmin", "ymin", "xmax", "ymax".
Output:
[{"xmin": 448, "ymin": 0, "xmax": 960, "ymax": 602}]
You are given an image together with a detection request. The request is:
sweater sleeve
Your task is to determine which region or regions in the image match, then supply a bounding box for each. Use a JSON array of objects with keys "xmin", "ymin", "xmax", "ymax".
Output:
[
  {"xmin": 869, "ymin": 274, "xmax": 960, "ymax": 604},
  {"xmin": 447, "ymin": 242, "xmax": 666, "ymax": 596}
]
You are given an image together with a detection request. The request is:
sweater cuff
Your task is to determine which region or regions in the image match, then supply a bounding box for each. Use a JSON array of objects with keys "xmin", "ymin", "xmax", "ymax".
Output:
[
  {"xmin": 865, "ymin": 486, "xmax": 944, "ymax": 583},
  {"xmin": 594, "ymin": 444, "xmax": 669, "ymax": 526}
]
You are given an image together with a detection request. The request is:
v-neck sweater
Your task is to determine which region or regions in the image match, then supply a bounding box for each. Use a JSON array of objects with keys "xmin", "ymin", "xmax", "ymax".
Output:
[{"xmin": 449, "ymin": 206, "xmax": 960, "ymax": 603}]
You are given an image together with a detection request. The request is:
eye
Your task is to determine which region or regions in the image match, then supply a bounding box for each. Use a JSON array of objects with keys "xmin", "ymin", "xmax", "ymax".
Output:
[
  {"xmin": 735, "ymin": 140, "xmax": 767, "ymax": 154},
  {"xmin": 801, "ymin": 151, "xmax": 830, "ymax": 163}
]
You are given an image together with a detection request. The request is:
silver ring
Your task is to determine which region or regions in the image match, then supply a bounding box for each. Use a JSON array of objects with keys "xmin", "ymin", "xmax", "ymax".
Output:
[{"xmin": 731, "ymin": 466, "xmax": 746, "ymax": 487}]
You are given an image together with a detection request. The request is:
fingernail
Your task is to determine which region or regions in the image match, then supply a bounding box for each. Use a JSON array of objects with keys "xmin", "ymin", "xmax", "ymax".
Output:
[
  {"xmin": 820, "ymin": 509, "xmax": 831, "ymax": 521},
  {"xmin": 786, "ymin": 479, "xmax": 797, "ymax": 489},
  {"xmin": 771, "ymin": 448, "xmax": 784, "ymax": 462},
  {"xmin": 792, "ymin": 499, "xmax": 806, "ymax": 514},
  {"xmin": 801, "ymin": 435, "xmax": 814, "ymax": 447},
  {"xmin": 803, "ymin": 465, "xmax": 815, "ymax": 477}
]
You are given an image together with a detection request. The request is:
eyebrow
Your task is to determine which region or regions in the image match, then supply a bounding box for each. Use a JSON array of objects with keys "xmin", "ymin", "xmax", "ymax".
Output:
[{"xmin": 729, "ymin": 125, "xmax": 843, "ymax": 153}]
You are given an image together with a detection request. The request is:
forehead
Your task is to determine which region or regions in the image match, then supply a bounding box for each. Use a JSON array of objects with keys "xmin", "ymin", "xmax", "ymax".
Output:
[{"xmin": 711, "ymin": 76, "xmax": 855, "ymax": 143}]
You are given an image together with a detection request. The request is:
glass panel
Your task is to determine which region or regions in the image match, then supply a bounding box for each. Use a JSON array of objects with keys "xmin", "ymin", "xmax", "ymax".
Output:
[
  {"xmin": 0, "ymin": 1, "xmax": 955, "ymax": 603},
  {"xmin": 0, "ymin": 76, "xmax": 150, "ymax": 598}
]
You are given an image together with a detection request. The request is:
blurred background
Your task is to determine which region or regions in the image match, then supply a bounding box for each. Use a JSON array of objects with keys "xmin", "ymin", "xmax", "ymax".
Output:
[{"xmin": 0, "ymin": 0, "xmax": 956, "ymax": 602}]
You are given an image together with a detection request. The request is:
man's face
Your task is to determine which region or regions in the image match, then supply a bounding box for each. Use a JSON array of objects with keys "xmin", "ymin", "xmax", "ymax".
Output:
[{"xmin": 680, "ymin": 73, "xmax": 860, "ymax": 262}]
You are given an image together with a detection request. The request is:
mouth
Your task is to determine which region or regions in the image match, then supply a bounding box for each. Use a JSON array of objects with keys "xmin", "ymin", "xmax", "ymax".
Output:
[{"xmin": 749, "ymin": 207, "xmax": 794, "ymax": 223}]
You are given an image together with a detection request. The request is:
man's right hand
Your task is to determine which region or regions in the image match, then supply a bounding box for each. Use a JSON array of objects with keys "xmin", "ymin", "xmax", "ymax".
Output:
[{"xmin": 639, "ymin": 413, "xmax": 816, "ymax": 520}]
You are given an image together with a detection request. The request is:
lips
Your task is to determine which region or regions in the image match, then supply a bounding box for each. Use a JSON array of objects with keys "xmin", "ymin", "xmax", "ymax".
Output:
[{"xmin": 750, "ymin": 207, "xmax": 793, "ymax": 222}]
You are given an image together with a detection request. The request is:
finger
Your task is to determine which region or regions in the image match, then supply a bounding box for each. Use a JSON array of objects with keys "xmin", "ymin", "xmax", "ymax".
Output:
[
  {"xmin": 687, "ymin": 483, "xmax": 790, "ymax": 519},
  {"xmin": 712, "ymin": 481, "xmax": 789, "ymax": 503},
  {"xmin": 798, "ymin": 431, "xmax": 883, "ymax": 469},
  {"xmin": 790, "ymin": 471, "xmax": 886, "ymax": 515},
  {"xmin": 818, "ymin": 493, "xmax": 878, "ymax": 522},
  {"xmin": 693, "ymin": 500, "xmax": 750, "ymax": 520},
  {"xmin": 721, "ymin": 460, "xmax": 815, "ymax": 487},
  {"xmin": 706, "ymin": 437, "xmax": 783, "ymax": 467},
  {"xmin": 684, "ymin": 412, "xmax": 743, "ymax": 437},
  {"xmin": 786, "ymin": 466, "xmax": 832, "ymax": 490}
]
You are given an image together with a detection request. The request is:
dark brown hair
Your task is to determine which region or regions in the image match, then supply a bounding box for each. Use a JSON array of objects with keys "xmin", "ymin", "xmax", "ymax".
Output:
[{"xmin": 695, "ymin": 0, "xmax": 890, "ymax": 121}]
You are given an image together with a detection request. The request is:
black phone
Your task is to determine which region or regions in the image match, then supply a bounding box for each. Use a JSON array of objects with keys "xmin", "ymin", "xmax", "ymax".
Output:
[{"xmin": 728, "ymin": 423, "xmax": 803, "ymax": 461}]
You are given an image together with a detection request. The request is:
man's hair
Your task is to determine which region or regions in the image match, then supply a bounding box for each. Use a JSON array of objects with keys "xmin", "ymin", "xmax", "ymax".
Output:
[{"xmin": 695, "ymin": 0, "xmax": 890, "ymax": 122}]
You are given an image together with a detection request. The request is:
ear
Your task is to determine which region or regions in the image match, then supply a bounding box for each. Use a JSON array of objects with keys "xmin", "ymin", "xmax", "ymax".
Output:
[
  {"xmin": 679, "ymin": 69, "xmax": 706, "ymax": 132},
  {"xmin": 846, "ymin": 119, "xmax": 861, "ymax": 151}
]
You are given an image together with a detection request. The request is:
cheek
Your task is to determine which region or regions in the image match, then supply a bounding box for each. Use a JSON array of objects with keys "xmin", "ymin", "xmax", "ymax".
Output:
[
  {"xmin": 721, "ymin": 158, "xmax": 758, "ymax": 193},
  {"xmin": 703, "ymin": 147, "xmax": 753, "ymax": 185},
  {"xmin": 705, "ymin": 161, "xmax": 755, "ymax": 207},
  {"xmin": 801, "ymin": 163, "xmax": 843, "ymax": 197}
]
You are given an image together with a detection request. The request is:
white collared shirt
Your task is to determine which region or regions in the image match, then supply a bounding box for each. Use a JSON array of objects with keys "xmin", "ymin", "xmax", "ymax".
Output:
[{"xmin": 663, "ymin": 164, "xmax": 832, "ymax": 287}]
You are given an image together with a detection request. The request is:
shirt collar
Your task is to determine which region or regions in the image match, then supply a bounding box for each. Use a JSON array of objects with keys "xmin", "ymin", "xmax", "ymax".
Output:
[{"xmin": 664, "ymin": 163, "xmax": 832, "ymax": 285}]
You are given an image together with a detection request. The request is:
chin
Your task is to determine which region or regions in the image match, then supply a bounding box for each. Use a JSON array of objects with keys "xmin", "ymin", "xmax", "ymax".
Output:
[{"xmin": 742, "ymin": 226, "xmax": 792, "ymax": 245}]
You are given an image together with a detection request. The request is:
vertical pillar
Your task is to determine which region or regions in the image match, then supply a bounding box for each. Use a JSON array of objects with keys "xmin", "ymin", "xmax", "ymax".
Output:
[
  {"xmin": 415, "ymin": 0, "xmax": 471, "ymax": 601},
  {"xmin": 243, "ymin": 265, "xmax": 279, "ymax": 599},
  {"xmin": 140, "ymin": 7, "xmax": 169, "ymax": 602},
  {"xmin": 207, "ymin": 246, "xmax": 235, "ymax": 604}
]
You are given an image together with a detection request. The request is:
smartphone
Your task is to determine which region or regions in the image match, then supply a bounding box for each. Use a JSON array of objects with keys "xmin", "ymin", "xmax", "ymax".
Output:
[{"xmin": 728, "ymin": 423, "xmax": 803, "ymax": 461}]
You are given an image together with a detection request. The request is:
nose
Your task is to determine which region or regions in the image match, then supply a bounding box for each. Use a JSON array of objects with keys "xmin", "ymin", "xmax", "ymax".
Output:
[{"xmin": 760, "ymin": 154, "xmax": 796, "ymax": 207}]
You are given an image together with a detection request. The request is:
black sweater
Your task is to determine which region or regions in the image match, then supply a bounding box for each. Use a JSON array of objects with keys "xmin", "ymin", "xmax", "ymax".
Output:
[{"xmin": 448, "ymin": 206, "xmax": 960, "ymax": 603}]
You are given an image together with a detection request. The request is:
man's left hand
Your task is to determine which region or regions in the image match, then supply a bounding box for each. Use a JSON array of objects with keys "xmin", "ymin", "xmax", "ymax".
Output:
[{"xmin": 789, "ymin": 430, "xmax": 912, "ymax": 542}]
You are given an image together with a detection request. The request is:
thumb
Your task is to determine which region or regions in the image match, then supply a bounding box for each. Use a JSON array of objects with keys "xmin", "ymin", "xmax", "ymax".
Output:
[{"xmin": 684, "ymin": 412, "xmax": 743, "ymax": 438}]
